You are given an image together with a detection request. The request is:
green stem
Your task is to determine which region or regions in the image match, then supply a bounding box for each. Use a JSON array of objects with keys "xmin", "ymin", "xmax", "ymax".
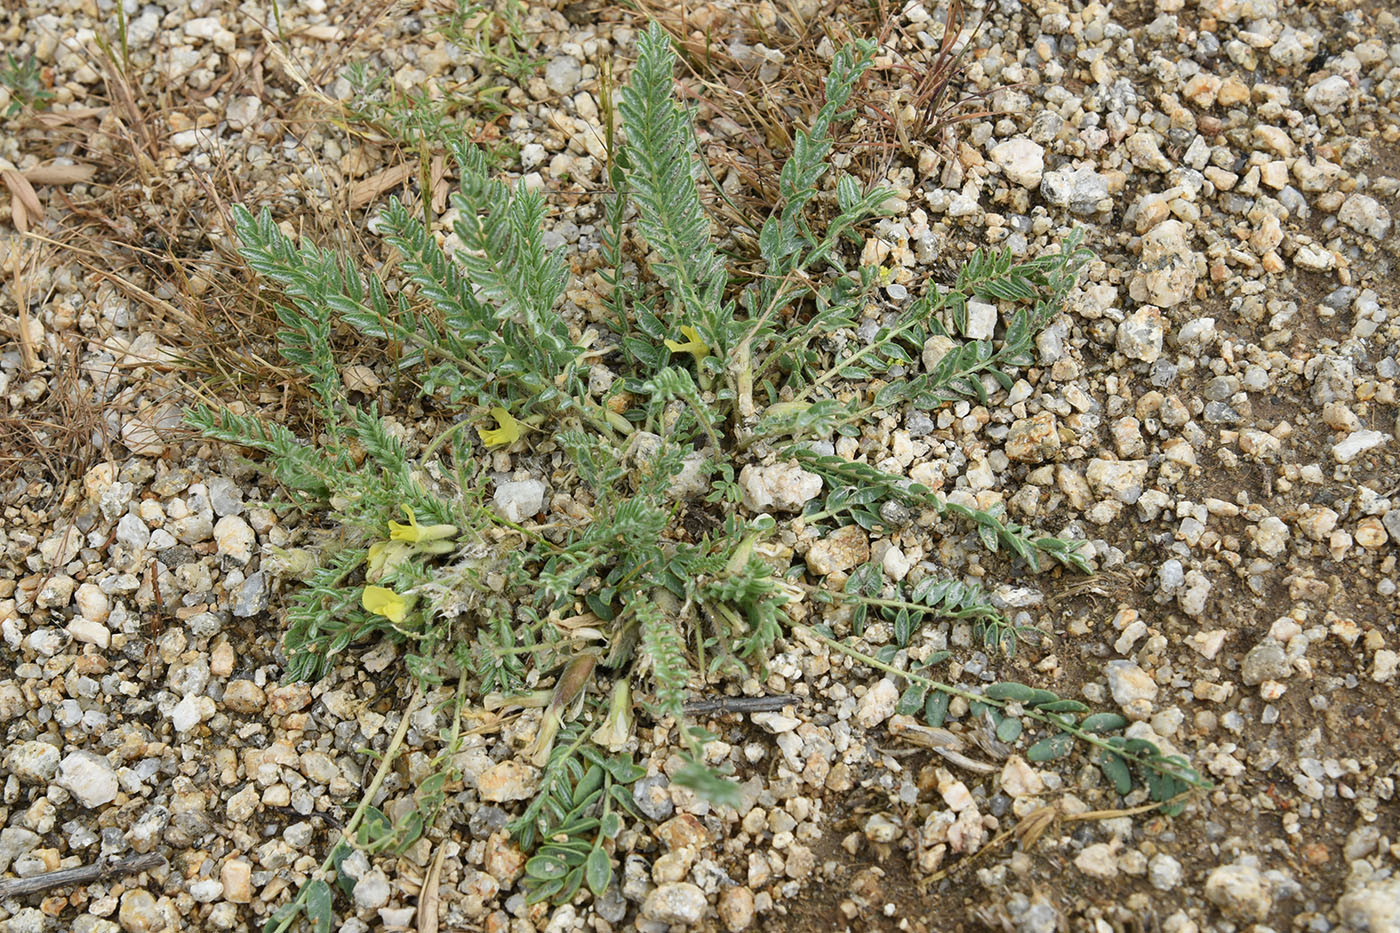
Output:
[
  {"xmin": 792, "ymin": 624, "xmax": 1210, "ymax": 788},
  {"xmin": 846, "ymin": 594, "xmax": 1002, "ymax": 622}
]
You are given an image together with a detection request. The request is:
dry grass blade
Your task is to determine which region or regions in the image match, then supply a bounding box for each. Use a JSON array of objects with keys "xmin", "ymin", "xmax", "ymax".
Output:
[
  {"xmin": 416, "ymin": 841, "xmax": 447, "ymax": 933},
  {"xmin": 33, "ymin": 106, "xmax": 108, "ymax": 127},
  {"xmin": 859, "ymin": 0, "xmax": 1006, "ymax": 159},
  {"xmin": 3, "ymin": 171, "xmax": 44, "ymax": 223},
  {"xmin": 23, "ymin": 162, "xmax": 97, "ymax": 186},
  {"xmin": 351, "ymin": 163, "xmax": 417, "ymax": 211},
  {"xmin": 1011, "ymin": 802, "xmax": 1060, "ymax": 851},
  {"xmin": 8, "ymin": 235, "xmax": 41, "ymax": 373}
]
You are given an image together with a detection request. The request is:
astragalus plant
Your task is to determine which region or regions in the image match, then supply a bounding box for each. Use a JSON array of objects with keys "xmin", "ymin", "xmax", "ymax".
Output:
[{"xmin": 190, "ymin": 22, "xmax": 1204, "ymax": 913}]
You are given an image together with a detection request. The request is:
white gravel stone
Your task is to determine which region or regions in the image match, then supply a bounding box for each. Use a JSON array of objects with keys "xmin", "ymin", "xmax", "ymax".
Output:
[
  {"xmin": 805, "ymin": 525, "xmax": 869, "ymax": 575},
  {"xmin": 1338, "ymin": 194, "xmax": 1392, "ymax": 239},
  {"xmin": 641, "ymin": 882, "xmax": 707, "ymax": 925},
  {"xmin": 5, "ymin": 742, "xmax": 61, "ymax": 784},
  {"xmin": 544, "ymin": 56, "xmax": 582, "ymax": 95},
  {"xmin": 67, "ymin": 618, "xmax": 111, "ymax": 649},
  {"xmin": 1148, "ymin": 854, "xmax": 1182, "ymax": 891},
  {"xmin": 1253, "ymin": 516, "xmax": 1290, "ymax": 557},
  {"xmin": 1086, "ymin": 459, "xmax": 1150, "ymax": 505},
  {"xmin": 352, "ymin": 868, "xmax": 392, "ymax": 910},
  {"xmin": 855, "ymin": 678, "xmax": 900, "ymax": 729},
  {"xmin": 1204, "ymin": 862, "xmax": 1272, "ymax": 922},
  {"xmin": 1332, "ymin": 429, "xmax": 1388, "ymax": 463},
  {"xmin": 1040, "ymin": 165, "xmax": 1109, "ymax": 214},
  {"xmin": 1075, "ymin": 843, "xmax": 1119, "ymax": 879},
  {"xmin": 1129, "ymin": 220, "xmax": 1198, "ymax": 307},
  {"xmin": 169, "ymin": 694, "xmax": 215, "ymax": 733},
  {"xmin": 493, "ymin": 479, "xmax": 548, "ymax": 523},
  {"xmin": 56, "ymin": 751, "xmax": 119, "ymax": 808},
  {"xmin": 989, "ymin": 138, "xmax": 1045, "ymax": 188},
  {"xmin": 999, "ymin": 756, "xmax": 1044, "ymax": 798},
  {"xmin": 1304, "ymin": 74, "xmax": 1350, "ymax": 115},
  {"xmin": 225, "ymin": 96, "xmax": 261, "ymax": 131},
  {"xmin": 115, "ymin": 513, "xmax": 151, "ymax": 550},
  {"xmin": 74, "ymin": 582, "xmax": 109, "ymax": 622},
  {"xmin": 738, "ymin": 462, "xmax": 822, "ymax": 512},
  {"xmin": 214, "ymin": 514, "xmax": 256, "ymax": 563},
  {"xmin": 964, "ymin": 300, "xmax": 998, "ymax": 340},
  {"xmin": 1106, "ymin": 660, "xmax": 1158, "ymax": 715},
  {"xmin": 1336, "ymin": 875, "xmax": 1400, "ymax": 932},
  {"xmin": 1372, "ymin": 650, "xmax": 1398, "ymax": 684}
]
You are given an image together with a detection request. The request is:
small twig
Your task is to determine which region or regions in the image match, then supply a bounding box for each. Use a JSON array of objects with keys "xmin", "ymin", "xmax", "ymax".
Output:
[
  {"xmin": 682, "ymin": 694, "xmax": 804, "ymax": 714},
  {"xmin": 0, "ymin": 852, "xmax": 164, "ymax": 899}
]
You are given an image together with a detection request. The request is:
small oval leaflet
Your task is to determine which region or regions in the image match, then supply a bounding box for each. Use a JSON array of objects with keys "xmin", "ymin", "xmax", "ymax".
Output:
[
  {"xmin": 1036, "ymin": 699, "xmax": 1090, "ymax": 714},
  {"xmin": 924, "ymin": 691, "xmax": 951, "ymax": 727},
  {"xmin": 1098, "ymin": 750, "xmax": 1133, "ymax": 795},
  {"xmin": 585, "ymin": 847, "xmax": 612, "ymax": 896},
  {"xmin": 984, "ymin": 681, "xmax": 1039, "ymax": 703},
  {"xmin": 1026, "ymin": 732, "xmax": 1075, "ymax": 762},
  {"xmin": 1080, "ymin": 712, "xmax": 1129, "ymax": 733},
  {"xmin": 996, "ymin": 716, "xmax": 1024, "ymax": 744}
]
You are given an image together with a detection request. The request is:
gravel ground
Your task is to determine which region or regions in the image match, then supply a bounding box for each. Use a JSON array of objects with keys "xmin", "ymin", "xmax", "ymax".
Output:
[{"xmin": 1, "ymin": 0, "xmax": 1399, "ymax": 931}]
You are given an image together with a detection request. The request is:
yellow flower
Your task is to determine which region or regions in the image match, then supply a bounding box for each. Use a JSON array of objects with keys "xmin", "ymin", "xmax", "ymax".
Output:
[
  {"xmin": 362, "ymin": 585, "xmax": 410, "ymax": 623},
  {"xmin": 591, "ymin": 680, "xmax": 634, "ymax": 753},
  {"xmin": 388, "ymin": 505, "xmax": 457, "ymax": 545},
  {"xmin": 366, "ymin": 539, "xmax": 412, "ymax": 583},
  {"xmin": 476, "ymin": 406, "xmax": 522, "ymax": 449},
  {"xmin": 664, "ymin": 325, "xmax": 709, "ymax": 361}
]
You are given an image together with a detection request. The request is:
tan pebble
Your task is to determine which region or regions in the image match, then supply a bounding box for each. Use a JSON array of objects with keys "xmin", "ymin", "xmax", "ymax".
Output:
[
  {"xmin": 656, "ymin": 813, "xmax": 710, "ymax": 850},
  {"xmin": 264, "ymin": 683, "xmax": 311, "ymax": 715},
  {"xmin": 222, "ymin": 680, "xmax": 266, "ymax": 714},
  {"xmin": 483, "ymin": 831, "xmax": 526, "ymax": 883},
  {"xmin": 220, "ymin": 859, "xmax": 252, "ymax": 903},
  {"xmin": 209, "ymin": 640, "xmax": 235, "ymax": 677},
  {"xmin": 477, "ymin": 760, "xmax": 538, "ymax": 803},
  {"xmin": 718, "ymin": 885, "xmax": 756, "ymax": 931},
  {"xmin": 1355, "ymin": 518, "xmax": 1388, "ymax": 549},
  {"xmin": 1217, "ymin": 75, "xmax": 1251, "ymax": 107}
]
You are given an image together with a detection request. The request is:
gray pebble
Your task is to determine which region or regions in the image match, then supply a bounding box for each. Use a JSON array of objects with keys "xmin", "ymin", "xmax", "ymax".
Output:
[
  {"xmin": 632, "ymin": 773, "xmax": 674, "ymax": 821},
  {"xmin": 231, "ymin": 572, "xmax": 268, "ymax": 617}
]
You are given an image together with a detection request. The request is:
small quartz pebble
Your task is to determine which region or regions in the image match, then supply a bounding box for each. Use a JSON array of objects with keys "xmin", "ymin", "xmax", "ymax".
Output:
[
  {"xmin": 4, "ymin": 741, "xmax": 60, "ymax": 784},
  {"xmin": 214, "ymin": 515, "xmax": 256, "ymax": 563},
  {"xmin": 999, "ymin": 756, "xmax": 1044, "ymax": 798},
  {"xmin": 1149, "ymin": 854, "xmax": 1183, "ymax": 891},
  {"xmin": 1332, "ymin": 430, "xmax": 1388, "ymax": 464},
  {"xmin": 478, "ymin": 761, "xmax": 539, "ymax": 802},
  {"xmin": 1005, "ymin": 412, "xmax": 1060, "ymax": 462},
  {"xmin": 738, "ymin": 462, "xmax": 822, "ymax": 512},
  {"xmin": 855, "ymin": 678, "xmax": 899, "ymax": 729},
  {"xmin": 989, "ymin": 138, "xmax": 1045, "ymax": 188},
  {"xmin": 1076, "ymin": 843, "xmax": 1119, "ymax": 879},
  {"xmin": 56, "ymin": 751, "xmax": 119, "ymax": 808},
  {"xmin": 641, "ymin": 882, "xmax": 707, "ymax": 925},
  {"xmin": 220, "ymin": 859, "xmax": 252, "ymax": 903},
  {"xmin": 717, "ymin": 885, "xmax": 756, "ymax": 931},
  {"xmin": 1106, "ymin": 660, "xmax": 1158, "ymax": 718},
  {"xmin": 1204, "ymin": 862, "xmax": 1273, "ymax": 922},
  {"xmin": 222, "ymin": 680, "xmax": 266, "ymax": 713},
  {"xmin": 493, "ymin": 479, "xmax": 548, "ymax": 523},
  {"xmin": 805, "ymin": 526, "xmax": 869, "ymax": 575}
]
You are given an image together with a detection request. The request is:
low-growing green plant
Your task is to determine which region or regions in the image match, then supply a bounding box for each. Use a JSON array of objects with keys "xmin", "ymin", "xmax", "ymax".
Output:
[
  {"xmin": 1, "ymin": 54, "xmax": 54, "ymax": 117},
  {"xmin": 439, "ymin": 0, "xmax": 541, "ymax": 82},
  {"xmin": 191, "ymin": 23, "xmax": 1205, "ymax": 923}
]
